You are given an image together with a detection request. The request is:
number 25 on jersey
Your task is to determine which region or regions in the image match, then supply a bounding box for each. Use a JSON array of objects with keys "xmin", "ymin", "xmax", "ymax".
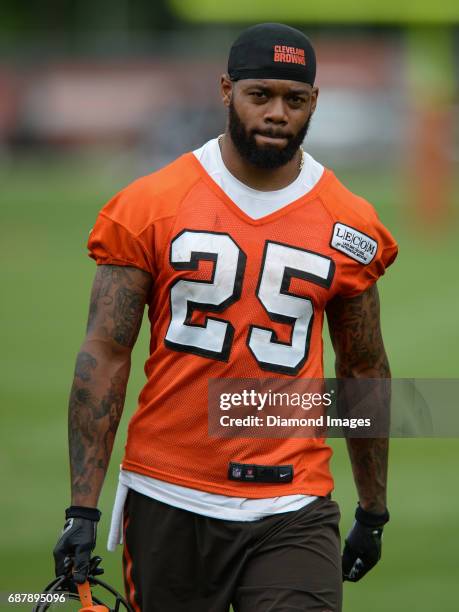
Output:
[{"xmin": 165, "ymin": 230, "xmax": 334, "ymax": 375}]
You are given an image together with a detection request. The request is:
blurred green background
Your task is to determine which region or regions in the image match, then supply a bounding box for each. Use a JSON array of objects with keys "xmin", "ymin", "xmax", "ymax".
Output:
[{"xmin": 1, "ymin": 1, "xmax": 459, "ymax": 611}]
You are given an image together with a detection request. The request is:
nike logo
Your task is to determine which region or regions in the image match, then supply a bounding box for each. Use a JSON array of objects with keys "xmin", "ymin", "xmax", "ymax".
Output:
[{"xmin": 280, "ymin": 472, "xmax": 290, "ymax": 478}]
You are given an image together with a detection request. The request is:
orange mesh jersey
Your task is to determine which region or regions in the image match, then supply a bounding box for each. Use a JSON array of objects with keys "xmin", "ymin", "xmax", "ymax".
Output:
[{"xmin": 88, "ymin": 153, "xmax": 398, "ymax": 498}]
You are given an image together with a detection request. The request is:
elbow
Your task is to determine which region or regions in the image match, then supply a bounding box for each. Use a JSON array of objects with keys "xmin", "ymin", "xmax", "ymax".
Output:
[
  {"xmin": 81, "ymin": 335, "xmax": 134, "ymax": 363},
  {"xmin": 335, "ymin": 352, "xmax": 391, "ymax": 379}
]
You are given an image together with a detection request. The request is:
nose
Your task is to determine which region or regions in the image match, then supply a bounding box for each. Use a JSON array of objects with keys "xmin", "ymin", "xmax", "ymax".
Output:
[{"xmin": 264, "ymin": 97, "xmax": 288, "ymax": 125}]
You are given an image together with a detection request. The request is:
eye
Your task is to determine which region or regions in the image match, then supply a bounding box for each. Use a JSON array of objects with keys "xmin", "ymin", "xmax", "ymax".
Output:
[
  {"xmin": 288, "ymin": 96, "xmax": 304, "ymax": 105},
  {"xmin": 250, "ymin": 91, "xmax": 267, "ymax": 100}
]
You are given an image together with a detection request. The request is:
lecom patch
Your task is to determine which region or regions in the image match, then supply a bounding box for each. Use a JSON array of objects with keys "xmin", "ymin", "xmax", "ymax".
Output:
[{"xmin": 330, "ymin": 223, "xmax": 378, "ymax": 265}]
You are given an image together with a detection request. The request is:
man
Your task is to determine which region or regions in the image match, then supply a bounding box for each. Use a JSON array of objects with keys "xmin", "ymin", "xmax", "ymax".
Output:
[{"xmin": 54, "ymin": 23, "xmax": 397, "ymax": 612}]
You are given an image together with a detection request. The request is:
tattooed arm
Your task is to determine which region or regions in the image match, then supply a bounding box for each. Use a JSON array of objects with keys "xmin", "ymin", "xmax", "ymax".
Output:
[
  {"xmin": 326, "ymin": 284, "xmax": 389, "ymax": 513},
  {"xmin": 69, "ymin": 265, "xmax": 152, "ymax": 507}
]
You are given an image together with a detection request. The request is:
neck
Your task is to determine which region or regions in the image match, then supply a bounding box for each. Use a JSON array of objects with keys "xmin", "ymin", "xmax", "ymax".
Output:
[{"xmin": 219, "ymin": 133, "xmax": 303, "ymax": 191}]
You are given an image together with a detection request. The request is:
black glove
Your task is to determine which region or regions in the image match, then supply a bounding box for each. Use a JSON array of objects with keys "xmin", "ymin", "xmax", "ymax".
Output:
[
  {"xmin": 53, "ymin": 506, "xmax": 101, "ymax": 584},
  {"xmin": 342, "ymin": 504, "xmax": 389, "ymax": 582}
]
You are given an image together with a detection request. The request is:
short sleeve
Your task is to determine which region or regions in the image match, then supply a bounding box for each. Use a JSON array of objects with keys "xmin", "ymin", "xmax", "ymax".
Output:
[
  {"xmin": 334, "ymin": 215, "xmax": 398, "ymax": 298},
  {"xmin": 87, "ymin": 213, "xmax": 153, "ymax": 275}
]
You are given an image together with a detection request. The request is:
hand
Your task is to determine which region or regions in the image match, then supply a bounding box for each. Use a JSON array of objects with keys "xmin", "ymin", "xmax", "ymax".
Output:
[
  {"xmin": 342, "ymin": 505, "xmax": 389, "ymax": 582},
  {"xmin": 53, "ymin": 506, "xmax": 101, "ymax": 584}
]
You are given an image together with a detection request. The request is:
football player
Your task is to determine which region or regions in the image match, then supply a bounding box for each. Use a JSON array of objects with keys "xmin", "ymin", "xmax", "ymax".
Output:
[{"xmin": 53, "ymin": 23, "xmax": 396, "ymax": 612}]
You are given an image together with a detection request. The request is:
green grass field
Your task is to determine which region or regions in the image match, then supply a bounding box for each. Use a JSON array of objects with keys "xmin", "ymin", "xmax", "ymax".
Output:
[{"xmin": 1, "ymin": 153, "xmax": 458, "ymax": 610}]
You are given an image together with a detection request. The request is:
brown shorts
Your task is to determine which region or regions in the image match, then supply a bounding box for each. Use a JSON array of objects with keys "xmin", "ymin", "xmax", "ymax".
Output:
[{"xmin": 123, "ymin": 490, "xmax": 342, "ymax": 612}]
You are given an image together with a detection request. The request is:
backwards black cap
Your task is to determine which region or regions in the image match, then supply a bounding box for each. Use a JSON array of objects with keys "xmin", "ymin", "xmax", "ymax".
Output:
[{"xmin": 228, "ymin": 23, "xmax": 316, "ymax": 86}]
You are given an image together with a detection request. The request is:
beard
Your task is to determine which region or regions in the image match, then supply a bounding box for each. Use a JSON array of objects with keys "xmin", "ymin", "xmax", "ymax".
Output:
[{"xmin": 228, "ymin": 99, "xmax": 311, "ymax": 169}]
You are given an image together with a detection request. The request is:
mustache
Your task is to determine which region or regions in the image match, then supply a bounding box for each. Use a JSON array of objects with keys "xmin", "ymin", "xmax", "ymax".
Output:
[{"xmin": 252, "ymin": 129, "xmax": 293, "ymax": 139}]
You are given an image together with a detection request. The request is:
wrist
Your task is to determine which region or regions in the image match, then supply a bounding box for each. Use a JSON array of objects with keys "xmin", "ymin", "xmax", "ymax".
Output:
[
  {"xmin": 358, "ymin": 497, "xmax": 387, "ymax": 514},
  {"xmin": 71, "ymin": 493, "xmax": 100, "ymax": 508},
  {"xmin": 355, "ymin": 503, "xmax": 389, "ymax": 527},
  {"xmin": 65, "ymin": 506, "xmax": 102, "ymax": 522}
]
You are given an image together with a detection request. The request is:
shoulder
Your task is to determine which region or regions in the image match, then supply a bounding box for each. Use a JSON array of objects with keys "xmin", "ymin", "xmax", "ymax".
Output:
[
  {"xmin": 320, "ymin": 171, "xmax": 379, "ymax": 227},
  {"xmin": 99, "ymin": 153, "xmax": 202, "ymax": 235},
  {"xmin": 320, "ymin": 171, "xmax": 397, "ymax": 262}
]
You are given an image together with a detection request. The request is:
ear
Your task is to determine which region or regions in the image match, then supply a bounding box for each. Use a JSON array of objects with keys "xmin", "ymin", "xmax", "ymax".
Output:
[
  {"xmin": 220, "ymin": 74, "xmax": 233, "ymax": 107},
  {"xmin": 310, "ymin": 86, "xmax": 319, "ymax": 114}
]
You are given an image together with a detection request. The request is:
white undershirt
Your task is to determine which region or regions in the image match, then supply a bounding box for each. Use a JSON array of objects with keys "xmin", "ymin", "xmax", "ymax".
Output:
[
  {"xmin": 107, "ymin": 137, "xmax": 324, "ymax": 550},
  {"xmin": 193, "ymin": 136, "xmax": 324, "ymax": 220}
]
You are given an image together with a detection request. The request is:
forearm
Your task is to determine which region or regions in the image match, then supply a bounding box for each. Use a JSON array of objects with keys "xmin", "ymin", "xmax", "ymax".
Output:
[
  {"xmin": 328, "ymin": 284, "xmax": 391, "ymax": 514},
  {"xmin": 339, "ymin": 352, "xmax": 390, "ymax": 513},
  {"xmin": 69, "ymin": 339, "xmax": 130, "ymax": 507},
  {"xmin": 338, "ymin": 347, "xmax": 390, "ymax": 513},
  {"xmin": 345, "ymin": 438, "xmax": 388, "ymax": 513}
]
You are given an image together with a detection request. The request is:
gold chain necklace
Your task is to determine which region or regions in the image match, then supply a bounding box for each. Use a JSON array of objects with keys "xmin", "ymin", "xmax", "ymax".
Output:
[{"xmin": 218, "ymin": 134, "xmax": 304, "ymax": 173}]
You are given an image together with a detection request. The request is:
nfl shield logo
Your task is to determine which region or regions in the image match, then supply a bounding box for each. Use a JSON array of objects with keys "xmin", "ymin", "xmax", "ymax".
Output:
[{"xmin": 232, "ymin": 466, "xmax": 242, "ymax": 478}]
